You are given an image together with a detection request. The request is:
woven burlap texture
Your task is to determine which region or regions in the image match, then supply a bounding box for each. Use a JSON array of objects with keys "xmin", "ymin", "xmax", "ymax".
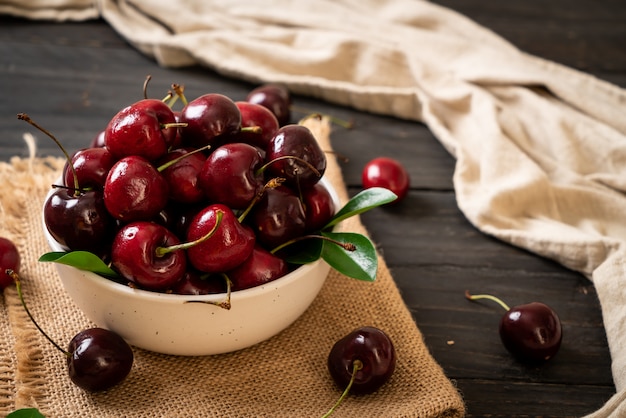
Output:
[{"xmin": 0, "ymin": 119, "xmax": 465, "ymax": 417}]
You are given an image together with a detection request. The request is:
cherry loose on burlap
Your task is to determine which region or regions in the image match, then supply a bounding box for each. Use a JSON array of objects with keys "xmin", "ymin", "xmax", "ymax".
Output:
[{"xmin": 0, "ymin": 120, "xmax": 465, "ymax": 417}]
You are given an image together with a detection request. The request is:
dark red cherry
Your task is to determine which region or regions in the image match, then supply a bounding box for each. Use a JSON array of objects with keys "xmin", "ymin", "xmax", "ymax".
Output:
[
  {"xmin": 111, "ymin": 221, "xmax": 187, "ymax": 291},
  {"xmin": 9, "ymin": 269, "xmax": 133, "ymax": 392},
  {"xmin": 10, "ymin": 269, "xmax": 133, "ymax": 392},
  {"xmin": 302, "ymin": 182, "xmax": 336, "ymax": 232},
  {"xmin": 89, "ymin": 130, "xmax": 106, "ymax": 148},
  {"xmin": 103, "ymin": 156, "xmax": 169, "ymax": 222},
  {"xmin": 43, "ymin": 188, "xmax": 117, "ymax": 256},
  {"xmin": 466, "ymin": 291, "xmax": 563, "ymax": 362},
  {"xmin": 251, "ymin": 185, "xmax": 307, "ymax": 249},
  {"xmin": 362, "ymin": 157, "xmax": 410, "ymax": 203},
  {"xmin": 246, "ymin": 84, "xmax": 292, "ymax": 126},
  {"xmin": 0, "ymin": 237, "xmax": 20, "ymax": 289},
  {"xmin": 67, "ymin": 327, "xmax": 134, "ymax": 392},
  {"xmin": 104, "ymin": 98, "xmax": 178, "ymax": 161},
  {"xmin": 179, "ymin": 93, "xmax": 242, "ymax": 148},
  {"xmin": 327, "ymin": 326, "xmax": 396, "ymax": 395},
  {"xmin": 198, "ymin": 142, "xmax": 265, "ymax": 209},
  {"xmin": 227, "ymin": 245, "xmax": 290, "ymax": 291},
  {"xmin": 500, "ymin": 302, "xmax": 563, "ymax": 362},
  {"xmin": 266, "ymin": 124, "xmax": 326, "ymax": 189},
  {"xmin": 186, "ymin": 204, "xmax": 256, "ymax": 273},
  {"xmin": 169, "ymin": 269, "xmax": 227, "ymax": 295}
]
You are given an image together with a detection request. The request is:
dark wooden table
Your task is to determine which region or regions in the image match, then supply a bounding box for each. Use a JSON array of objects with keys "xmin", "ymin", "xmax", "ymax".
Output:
[{"xmin": 1, "ymin": 1, "xmax": 624, "ymax": 416}]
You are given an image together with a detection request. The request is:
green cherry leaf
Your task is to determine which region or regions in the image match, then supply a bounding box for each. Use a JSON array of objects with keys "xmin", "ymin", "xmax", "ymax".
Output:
[
  {"xmin": 324, "ymin": 187, "xmax": 397, "ymax": 229},
  {"xmin": 321, "ymin": 231, "xmax": 377, "ymax": 282},
  {"xmin": 39, "ymin": 251, "xmax": 119, "ymax": 279},
  {"xmin": 7, "ymin": 408, "xmax": 46, "ymax": 418}
]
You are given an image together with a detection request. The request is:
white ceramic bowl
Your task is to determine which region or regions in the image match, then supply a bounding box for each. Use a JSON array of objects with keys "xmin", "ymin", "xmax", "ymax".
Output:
[{"xmin": 43, "ymin": 178, "xmax": 339, "ymax": 356}]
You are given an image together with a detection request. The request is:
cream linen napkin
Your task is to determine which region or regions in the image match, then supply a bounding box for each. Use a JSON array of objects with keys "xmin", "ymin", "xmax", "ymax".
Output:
[{"xmin": 3, "ymin": 0, "xmax": 626, "ymax": 415}]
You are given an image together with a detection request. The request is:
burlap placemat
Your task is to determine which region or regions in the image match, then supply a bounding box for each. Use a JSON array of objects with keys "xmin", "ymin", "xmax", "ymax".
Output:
[{"xmin": 0, "ymin": 120, "xmax": 465, "ymax": 417}]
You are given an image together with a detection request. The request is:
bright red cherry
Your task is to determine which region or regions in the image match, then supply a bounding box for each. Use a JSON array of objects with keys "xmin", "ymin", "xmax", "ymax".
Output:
[
  {"xmin": 111, "ymin": 221, "xmax": 187, "ymax": 291},
  {"xmin": 104, "ymin": 98, "xmax": 178, "ymax": 161},
  {"xmin": 63, "ymin": 147, "xmax": 115, "ymax": 191},
  {"xmin": 186, "ymin": 204, "xmax": 256, "ymax": 273},
  {"xmin": 362, "ymin": 157, "xmax": 410, "ymax": 203},
  {"xmin": 103, "ymin": 156, "xmax": 169, "ymax": 222},
  {"xmin": 232, "ymin": 101, "xmax": 280, "ymax": 149}
]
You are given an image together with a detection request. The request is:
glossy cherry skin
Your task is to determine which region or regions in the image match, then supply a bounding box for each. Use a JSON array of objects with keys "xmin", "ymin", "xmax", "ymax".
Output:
[
  {"xmin": 499, "ymin": 302, "xmax": 563, "ymax": 362},
  {"xmin": 170, "ymin": 269, "xmax": 227, "ymax": 295},
  {"xmin": 43, "ymin": 188, "xmax": 117, "ymax": 256},
  {"xmin": 362, "ymin": 157, "xmax": 410, "ymax": 203},
  {"xmin": 158, "ymin": 148, "xmax": 206, "ymax": 204},
  {"xmin": 67, "ymin": 327, "xmax": 134, "ymax": 392},
  {"xmin": 266, "ymin": 124, "xmax": 326, "ymax": 189},
  {"xmin": 104, "ymin": 156, "xmax": 169, "ymax": 222},
  {"xmin": 232, "ymin": 101, "xmax": 280, "ymax": 149},
  {"xmin": 327, "ymin": 326, "xmax": 396, "ymax": 395},
  {"xmin": 104, "ymin": 98, "xmax": 177, "ymax": 161},
  {"xmin": 63, "ymin": 147, "xmax": 115, "ymax": 191},
  {"xmin": 198, "ymin": 143, "xmax": 265, "ymax": 209},
  {"xmin": 186, "ymin": 204, "xmax": 256, "ymax": 273},
  {"xmin": 227, "ymin": 245, "xmax": 290, "ymax": 291},
  {"xmin": 302, "ymin": 182, "xmax": 336, "ymax": 232},
  {"xmin": 179, "ymin": 93, "xmax": 242, "ymax": 148},
  {"xmin": 246, "ymin": 84, "xmax": 292, "ymax": 126},
  {"xmin": 0, "ymin": 237, "xmax": 20, "ymax": 289},
  {"xmin": 111, "ymin": 221, "xmax": 187, "ymax": 291},
  {"xmin": 251, "ymin": 185, "xmax": 307, "ymax": 249}
]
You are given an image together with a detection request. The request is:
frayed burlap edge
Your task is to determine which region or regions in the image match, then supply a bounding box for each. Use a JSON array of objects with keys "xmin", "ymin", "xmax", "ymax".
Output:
[{"xmin": 0, "ymin": 133, "xmax": 66, "ymax": 414}]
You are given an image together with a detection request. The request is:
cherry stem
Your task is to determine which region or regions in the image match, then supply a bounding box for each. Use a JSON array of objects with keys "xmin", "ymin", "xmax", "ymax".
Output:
[
  {"xmin": 155, "ymin": 210, "xmax": 224, "ymax": 257},
  {"xmin": 237, "ymin": 177, "xmax": 285, "ymax": 224},
  {"xmin": 156, "ymin": 144, "xmax": 211, "ymax": 172},
  {"xmin": 172, "ymin": 83, "xmax": 188, "ymax": 106},
  {"xmin": 17, "ymin": 113, "xmax": 80, "ymax": 195},
  {"xmin": 465, "ymin": 290, "xmax": 510, "ymax": 311},
  {"xmin": 160, "ymin": 122, "xmax": 188, "ymax": 130},
  {"xmin": 294, "ymin": 107, "xmax": 354, "ymax": 129},
  {"xmin": 256, "ymin": 155, "xmax": 321, "ymax": 179},
  {"xmin": 51, "ymin": 183, "xmax": 92, "ymax": 193},
  {"xmin": 241, "ymin": 126, "xmax": 263, "ymax": 135},
  {"xmin": 162, "ymin": 90, "xmax": 174, "ymax": 104},
  {"xmin": 270, "ymin": 234, "xmax": 356, "ymax": 255},
  {"xmin": 143, "ymin": 75, "xmax": 152, "ymax": 99},
  {"xmin": 7, "ymin": 269, "xmax": 71, "ymax": 357},
  {"xmin": 184, "ymin": 274, "xmax": 232, "ymax": 310},
  {"xmin": 321, "ymin": 359, "xmax": 363, "ymax": 417}
]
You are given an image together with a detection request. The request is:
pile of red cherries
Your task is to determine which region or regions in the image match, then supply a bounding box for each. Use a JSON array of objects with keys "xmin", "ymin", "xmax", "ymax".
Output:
[{"xmin": 42, "ymin": 83, "xmax": 338, "ymax": 294}]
